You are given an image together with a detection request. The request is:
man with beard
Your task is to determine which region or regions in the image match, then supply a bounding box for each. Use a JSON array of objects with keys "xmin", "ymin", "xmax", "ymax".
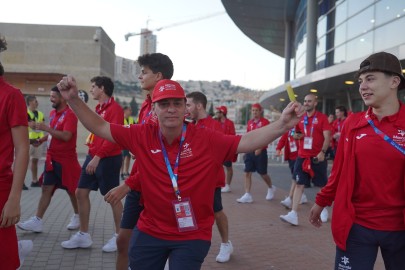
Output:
[{"xmin": 18, "ymin": 86, "xmax": 81, "ymax": 233}]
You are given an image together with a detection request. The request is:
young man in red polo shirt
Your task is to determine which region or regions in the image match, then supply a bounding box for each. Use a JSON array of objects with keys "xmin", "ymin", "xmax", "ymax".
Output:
[
  {"xmin": 0, "ymin": 57, "xmax": 32, "ymax": 270},
  {"xmin": 237, "ymin": 103, "xmax": 276, "ymax": 203},
  {"xmin": 61, "ymin": 76, "xmax": 124, "ymax": 252},
  {"xmin": 331, "ymin": 105, "xmax": 347, "ymax": 157},
  {"xmin": 186, "ymin": 92, "xmax": 233, "ymax": 263},
  {"xmin": 57, "ymin": 76, "xmax": 303, "ymax": 270},
  {"xmin": 280, "ymin": 94, "xmax": 331, "ymax": 226},
  {"xmin": 18, "ymin": 86, "xmax": 81, "ymax": 233},
  {"xmin": 215, "ymin": 105, "xmax": 236, "ymax": 193},
  {"xmin": 310, "ymin": 52, "xmax": 405, "ymax": 270}
]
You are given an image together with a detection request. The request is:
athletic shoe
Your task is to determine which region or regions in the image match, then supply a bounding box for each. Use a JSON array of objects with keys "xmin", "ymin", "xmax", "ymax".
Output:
[
  {"xmin": 221, "ymin": 184, "xmax": 231, "ymax": 193},
  {"xmin": 320, "ymin": 208, "xmax": 329, "ymax": 223},
  {"xmin": 102, "ymin": 233, "xmax": 118, "ymax": 252},
  {"xmin": 236, "ymin": 193, "xmax": 253, "ymax": 203},
  {"xmin": 280, "ymin": 196, "xmax": 292, "ymax": 209},
  {"xmin": 18, "ymin": 240, "xmax": 33, "ymax": 269},
  {"xmin": 265, "ymin": 186, "xmax": 276, "ymax": 200},
  {"xmin": 300, "ymin": 193, "xmax": 308, "ymax": 204},
  {"xmin": 17, "ymin": 216, "xmax": 43, "ymax": 232},
  {"xmin": 216, "ymin": 240, "xmax": 233, "ymax": 263},
  {"xmin": 30, "ymin": 181, "xmax": 41, "ymax": 187},
  {"xmin": 66, "ymin": 214, "xmax": 80, "ymax": 230},
  {"xmin": 61, "ymin": 232, "xmax": 92, "ymax": 249},
  {"xmin": 280, "ymin": 211, "xmax": 298, "ymax": 226}
]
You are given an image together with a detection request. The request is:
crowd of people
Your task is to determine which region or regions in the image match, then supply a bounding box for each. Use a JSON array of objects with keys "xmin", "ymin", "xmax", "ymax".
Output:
[{"xmin": 1, "ymin": 48, "xmax": 404, "ymax": 270}]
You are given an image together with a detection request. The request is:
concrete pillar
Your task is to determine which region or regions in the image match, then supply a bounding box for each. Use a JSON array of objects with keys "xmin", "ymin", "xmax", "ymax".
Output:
[
  {"xmin": 284, "ymin": 20, "xmax": 293, "ymax": 82},
  {"xmin": 306, "ymin": 0, "xmax": 318, "ymax": 74}
]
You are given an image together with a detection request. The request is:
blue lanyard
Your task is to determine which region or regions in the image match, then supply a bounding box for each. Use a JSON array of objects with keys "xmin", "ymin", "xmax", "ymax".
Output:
[
  {"xmin": 141, "ymin": 111, "xmax": 152, "ymax": 124},
  {"xmin": 303, "ymin": 113, "xmax": 317, "ymax": 137},
  {"xmin": 365, "ymin": 114, "xmax": 405, "ymax": 155},
  {"xmin": 158, "ymin": 124, "xmax": 187, "ymax": 200},
  {"xmin": 50, "ymin": 111, "xmax": 67, "ymax": 130}
]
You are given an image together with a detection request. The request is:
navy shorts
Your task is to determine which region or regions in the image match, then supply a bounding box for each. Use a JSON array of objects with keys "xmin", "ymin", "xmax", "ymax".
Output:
[
  {"xmin": 213, "ymin": 188, "xmax": 223, "ymax": 213},
  {"xmin": 293, "ymin": 157, "xmax": 327, "ymax": 187},
  {"xmin": 335, "ymin": 223, "xmax": 405, "ymax": 270},
  {"xmin": 43, "ymin": 160, "xmax": 68, "ymax": 190},
  {"xmin": 129, "ymin": 228, "xmax": 210, "ymax": 270},
  {"xmin": 120, "ymin": 190, "xmax": 144, "ymax": 229},
  {"xmin": 223, "ymin": 161, "xmax": 232, "ymax": 168},
  {"xmin": 78, "ymin": 154, "xmax": 122, "ymax": 195},
  {"xmin": 287, "ymin": 159, "xmax": 296, "ymax": 177},
  {"xmin": 244, "ymin": 151, "xmax": 268, "ymax": 174}
]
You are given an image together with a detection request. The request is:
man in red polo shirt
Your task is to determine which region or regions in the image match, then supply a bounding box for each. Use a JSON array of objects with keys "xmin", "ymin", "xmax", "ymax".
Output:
[
  {"xmin": 18, "ymin": 86, "xmax": 81, "ymax": 233},
  {"xmin": 280, "ymin": 94, "xmax": 331, "ymax": 226},
  {"xmin": 61, "ymin": 76, "xmax": 124, "ymax": 252},
  {"xmin": 215, "ymin": 105, "xmax": 236, "ymax": 193},
  {"xmin": 186, "ymin": 92, "xmax": 233, "ymax": 263},
  {"xmin": 57, "ymin": 77, "xmax": 303, "ymax": 270},
  {"xmin": 310, "ymin": 52, "xmax": 405, "ymax": 269},
  {"xmin": 237, "ymin": 103, "xmax": 276, "ymax": 203},
  {"xmin": 0, "ymin": 57, "xmax": 31, "ymax": 269},
  {"xmin": 331, "ymin": 105, "xmax": 347, "ymax": 157}
]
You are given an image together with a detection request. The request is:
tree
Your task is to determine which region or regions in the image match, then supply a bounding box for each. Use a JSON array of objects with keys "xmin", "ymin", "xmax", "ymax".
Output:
[
  {"xmin": 208, "ymin": 102, "xmax": 214, "ymax": 117},
  {"xmin": 240, "ymin": 104, "xmax": 252, "ymax": 125}
]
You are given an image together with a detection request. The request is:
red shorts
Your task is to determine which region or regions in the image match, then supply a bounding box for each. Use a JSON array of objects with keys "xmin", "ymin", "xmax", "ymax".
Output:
[{"xmin": 0, "ymin": 189, "xmax": 20, "ymax": 269}]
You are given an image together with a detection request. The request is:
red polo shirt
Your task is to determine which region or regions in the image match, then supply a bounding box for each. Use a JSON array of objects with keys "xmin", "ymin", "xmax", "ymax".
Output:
[
  {"xmin": 331, "ymin": 118, "xmax": 346, "ymax": 149},
  {"xmin": 0, "ymin": 78, "xmax": 28, "ymax": 186},
  {"xmin": 276, "ymin": 130, "xmax": 299, "ymax": 161},
  {"xmin": 111, "ymin": 123, "xmax": 241, "ymax": 241},
  {"xmin": 219, "ymin": 118, "xmax": 236, "ymax": 135},
  {"xmin": 88, "ymin": 97, "xmax": 123, "ymax": 158},
  {"xmin": 295, "ymin": 111, "xmax": 331, "ymax": 158},
  {"xmin": 247, "ymin": 117, "xmax": 270, "ymax": 150}
]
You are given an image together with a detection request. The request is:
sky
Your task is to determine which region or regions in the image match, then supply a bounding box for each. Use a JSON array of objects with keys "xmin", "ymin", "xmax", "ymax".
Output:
[{"xmin": 2, "ymin": 0, "xmax": 285, "ymax": 90}]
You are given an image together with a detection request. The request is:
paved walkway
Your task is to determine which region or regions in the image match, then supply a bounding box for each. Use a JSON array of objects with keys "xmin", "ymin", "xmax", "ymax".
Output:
[{"xmin": 18, "ymin": 159, "xmax": 384, "ymax": 269}]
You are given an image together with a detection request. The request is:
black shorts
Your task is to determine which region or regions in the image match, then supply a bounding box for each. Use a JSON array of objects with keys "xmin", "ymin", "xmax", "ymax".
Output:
[
  {"xmin": 223, "ymin": 161, "xmax": 232, "ymax": 168},
  {"xmin": 213, "ymin": 188, "xmax": 223, "ymax": 213},
  {"xmin": 293, "ymin": 157, "xmax": 327, "ymax": 187},
  {"xmin": 120, "ymin": 190, "xmax": 144, "ymax": 229},
  {"xmin": 78, "ymin": 154, "xmax": 122, "ymax": 195},
  {"xmin": 287, "ymin": 159, "xmax": 296, "ymax": 178},
  {"xmin": 43, "ymin": 160, "xmax": 67, "ymax": 190},
  {"xmin": 244, "ymin": 151, "xmax": 268, "ymax": 174}
]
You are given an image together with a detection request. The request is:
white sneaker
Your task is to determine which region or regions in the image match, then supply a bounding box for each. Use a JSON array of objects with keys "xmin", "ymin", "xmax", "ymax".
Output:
[
  {"xmin": 102, "ymin": 233, "xmax": 118, "ymax": 252},
  {"xmin": 66, "ymin": 214, "xmax": 80, "ymax": 230},
  {"xmin": 216, "ymin": 240, "xmax": 233, "ymax": 263},
  {"xmin": 266, "ymin": 186, "xmax": 276, "ymax": 200},
  {"xmin": 280, "ymin": 196, "xmax": 292, "ymax": 209},
  {"xmin": 61, "ymin": 232, "xmax": 92, "ymax": 249},
  {"xmin": 221, "ymin": 184, "xmax": 231, "ymax": 193},
  {"xmin": 321, "ymin": 208, "xmax": 329, "ymax": 223},
  {"xmin": 18, "ymin": 240, "xmax": 33, "ymax": 269},
  {"xmin": 300, "ymin": 193, "xmax": 308, "ymax": 204},
  {"xmin": 280, "ymin": 211, "xmax": 298, "ymax": 226},
  {"xmin": 236, "ymin": 193, "xmax": 253, "ymax": 203},
  {"xmin": 17, "ymin": 216, "xmax": 43, "ymax": 232}
]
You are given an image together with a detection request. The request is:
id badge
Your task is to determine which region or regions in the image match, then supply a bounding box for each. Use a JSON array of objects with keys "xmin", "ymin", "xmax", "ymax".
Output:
[
  {"xmin": 47, "ymin": 135, "xmax": 52, "ymax": 149},
  {"xmin": 289, "ymin": 140, "xmax": 297, "ymax": 152},
  {"xmin": 303, "ymin": 137, "xmax": 313, "ymax": 149},
  {"xmin": 172, "ymin": 197, "xmax": 198, "ymax": 232}
]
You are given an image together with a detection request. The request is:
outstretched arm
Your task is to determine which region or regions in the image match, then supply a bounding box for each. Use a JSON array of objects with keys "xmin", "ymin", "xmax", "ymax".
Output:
[
  {"xmin": 57, "ymin": 75, "xmax": 115, "ymax": 143},
  {"xmin": 237, "ymin": 102, "xmax": 304, "ymax": 153}
]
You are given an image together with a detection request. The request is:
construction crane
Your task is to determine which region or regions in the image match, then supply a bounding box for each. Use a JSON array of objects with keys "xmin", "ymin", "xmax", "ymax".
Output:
[{"xmin": 124, "ymin": 11, "xmax": 225, "ymax": 41}]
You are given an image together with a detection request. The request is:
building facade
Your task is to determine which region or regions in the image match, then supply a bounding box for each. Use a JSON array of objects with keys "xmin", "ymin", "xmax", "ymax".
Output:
[{"xmin": 223, "ymin": 0, "xmax": 405, "ymax": 114}]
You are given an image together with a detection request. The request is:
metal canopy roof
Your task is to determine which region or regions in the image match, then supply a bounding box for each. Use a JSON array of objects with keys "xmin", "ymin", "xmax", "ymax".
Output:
[{"xmin": 222, "ymin": 0, "xmax": 300, "ymax": 58}]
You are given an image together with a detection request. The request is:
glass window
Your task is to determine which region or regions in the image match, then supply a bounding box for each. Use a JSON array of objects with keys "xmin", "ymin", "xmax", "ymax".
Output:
[
  {"xmin": 374, "ymin": 16, "xmax": 405, "ymax": 52},
  {"xmin": 333, "ymin": 44, "xmax": 346, "ymax": 65},
  {"xmin": 316, "ymin": 54, "xmax": 326, "ymax": 69},
  {"xmin": 346, "ymin": 32, "xmax": 373, "ymax": 62},
  {"xmin": 347, "ymin": 0, "xmax": 374, "ymax": 17},
  {"xmin": 317, "ymin": 35, "xmax": 326, "ymax": 58},
  {"xmin": 334, "ymin": 23, "xmax": 347, "ymax": 47},
  {"xmin": 375, "ymin": 0, "xmax": 405, "ymax": 27},
  {"xmin": 318, "ymin": 16, "xmax": 327, "ymax": 38},
  {"xmin": 347, "ymin": 6, "xmax": 374, "ymax": 41},
  {"xmin": 335, "ymin": 0, "xmax": 347, "ymax": 26}
]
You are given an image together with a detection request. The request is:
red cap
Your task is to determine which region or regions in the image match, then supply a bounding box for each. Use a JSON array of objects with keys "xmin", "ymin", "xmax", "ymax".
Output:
[
  {"xmin": 252, "ymin": 103, "xmax": 262, "ymax": 110},
  {"xmin": 152, "ymin": 79, "xmax": 186, "ymax": 103},
  {"xmin": 215, "ymin": 105, "xmax": 227, "ymax": 115}
]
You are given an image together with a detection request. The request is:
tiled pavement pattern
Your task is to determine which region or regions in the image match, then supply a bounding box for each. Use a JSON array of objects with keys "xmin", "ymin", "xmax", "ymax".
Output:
[{"xmin": 18, "ymin": 159, "xmax": 384, "ymax": 269}]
